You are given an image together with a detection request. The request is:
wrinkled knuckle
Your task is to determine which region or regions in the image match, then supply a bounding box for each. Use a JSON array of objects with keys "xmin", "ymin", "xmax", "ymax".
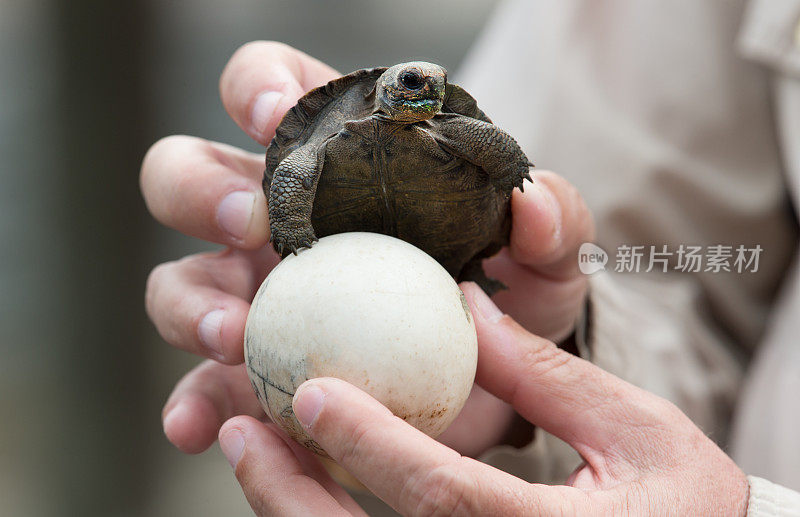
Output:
[
  {"xmin": 510, "ymin": 340, "xmax": 576, "ymax": 406},
  {"xmin": 519, "ymin": 338, "xmax": 572, "ymax": 380},
  {"xmin": 409, "ymin": 461, "xmax": 477, "ymax": 517},
  {"xmin": 335, "ymin": 418, "xmax": 375, "ymax": 467}
]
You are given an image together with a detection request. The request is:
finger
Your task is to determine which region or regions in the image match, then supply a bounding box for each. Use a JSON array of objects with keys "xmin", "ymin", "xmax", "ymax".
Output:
[
  {"xmin": 162, "ymin": 361, "xmax": 263, "ymax": 454},
  {"xmin": 484, "ymin": 171, "xmax": 593, "ymax": 341},
  {"xmin": 219, "ymin": 416, "xmax": 360, "ymax": 517},
  {"xmin": 141, "ymin": 135, "xmax": 271, "ymax": 249},
  {"xmin": 484, "ymin": 250, "xmax": 588, "ymax": 342},
  {"xmin": 145, "ymin": 248, "xmax": 280, "ymax": 363},
  {"xmin": 219, "ymin": 41, "xmax": 340, "ymax": 145},
  {"xmin": 461, "ymin": 282, "xmax": 676, "ymax": 461},
  {"xmin": 506, "ymin": 170, "xmax": 595, "ymax": 280},
  {"xmin": 291, "ymin": 378, "xmax": 553, "ymax": 516}
]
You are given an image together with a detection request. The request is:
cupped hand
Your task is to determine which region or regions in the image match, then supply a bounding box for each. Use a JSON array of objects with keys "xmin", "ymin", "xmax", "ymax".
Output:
[
  {"xmin": 141, "ymin": 41, "xmax": 593, "ymax": 456},
  {"xmin": 219, "ymin": 283, "xmax": 749, "ymax": 516}
]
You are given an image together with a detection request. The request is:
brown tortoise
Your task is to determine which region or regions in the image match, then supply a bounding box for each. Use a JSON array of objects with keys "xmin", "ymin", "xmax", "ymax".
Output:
[{"xmin": 264, "ymin": 62, "xmax": 532, "ymax": 294}]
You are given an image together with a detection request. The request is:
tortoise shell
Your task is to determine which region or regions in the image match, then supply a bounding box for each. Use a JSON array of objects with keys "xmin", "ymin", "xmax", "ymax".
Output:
[{"xmin": 264, "ymin": 63, "xmax": 531, "ymax": 293}]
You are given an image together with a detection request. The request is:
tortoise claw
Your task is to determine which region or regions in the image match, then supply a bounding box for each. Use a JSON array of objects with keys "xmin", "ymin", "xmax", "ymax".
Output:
[
  {"xmin": 496, "ymin": 164, "xmax": 533, "ymax": 194},
  {"xmin": 271, "ymin": 225, "xmax": 318, "ymax": 257}
]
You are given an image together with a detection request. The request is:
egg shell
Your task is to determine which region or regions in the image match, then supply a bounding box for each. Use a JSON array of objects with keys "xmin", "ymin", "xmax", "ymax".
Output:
[{"xmin": 244, "ymin": 232, "xmax": 478, "ymax": 456}]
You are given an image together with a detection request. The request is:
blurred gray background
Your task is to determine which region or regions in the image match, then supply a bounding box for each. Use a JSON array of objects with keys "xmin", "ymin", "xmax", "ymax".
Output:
[{"xmin": 0, "ymin": 1, "xmax": 498, "ymax": 515}]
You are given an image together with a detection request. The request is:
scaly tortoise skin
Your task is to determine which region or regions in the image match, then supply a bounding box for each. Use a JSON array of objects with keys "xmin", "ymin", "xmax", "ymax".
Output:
[{"xmin": 264, "ymin": 62, "xmax": 532, "ymax": 294}]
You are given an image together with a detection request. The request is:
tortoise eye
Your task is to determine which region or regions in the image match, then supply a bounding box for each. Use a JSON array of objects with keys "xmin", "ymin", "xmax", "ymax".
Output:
[{"xmin": 399, "ymin": 70, "xmax": 424, "ymax": 90}]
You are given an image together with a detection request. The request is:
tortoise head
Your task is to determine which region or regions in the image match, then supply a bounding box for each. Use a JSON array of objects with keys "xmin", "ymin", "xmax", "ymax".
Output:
[{"xmin": 374, "ymin": 62, "xmax": 447, "ymax": 123}]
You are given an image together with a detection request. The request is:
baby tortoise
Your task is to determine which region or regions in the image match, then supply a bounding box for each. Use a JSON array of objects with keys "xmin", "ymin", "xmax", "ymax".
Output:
[{"xmin": 264, "ymin": 62, "xmax": 532, "ymax": 294}]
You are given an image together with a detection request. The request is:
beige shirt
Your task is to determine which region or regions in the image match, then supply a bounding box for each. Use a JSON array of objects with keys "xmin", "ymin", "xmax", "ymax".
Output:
[
  {"xmin": 459, "ymin": 0, "xmax": 800, "ymax": 514},
  {"xmin": 352, "ymin": 0, "xmax": 800, "ymax": 514},
  {"xmin": 732, "ymin": 0, "xmax": 800, "ymax": 495}
]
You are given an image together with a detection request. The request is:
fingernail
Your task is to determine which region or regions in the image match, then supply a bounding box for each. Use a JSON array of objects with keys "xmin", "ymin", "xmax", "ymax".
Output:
[
  {"xmin": 217, "ymin": 191, "xmax": 256, "ymax": 241},
  {"xmin": 251, "ymin": 91, "xmax": 283, "ymax": 138},
  {"xmin": 220, "ymin": 429, "xmax": 245, "ymax": 469},
  {"xmin": 471, "ymin": 287, "xmax": 504, "ymax": 323},
  {"xmin": 293, "ymin": 383, "xmax": 326, "ymax": 429},
  {"xmin": 198, "ymin": 309, "xmax": 225, "ymax": 357}
]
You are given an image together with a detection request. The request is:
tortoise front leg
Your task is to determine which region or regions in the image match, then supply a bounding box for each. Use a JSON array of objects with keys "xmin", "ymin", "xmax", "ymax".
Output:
[
  {"xmin": 430, "ymin": 113, "xmax": 533, "ymax": 195},
  {"xmin": 457, "ymin": 255, "xmax": 508, "ymax": 295},
  {"xmin": 267, "ymin": 144, "xmax": 325, "ymax": 256}
]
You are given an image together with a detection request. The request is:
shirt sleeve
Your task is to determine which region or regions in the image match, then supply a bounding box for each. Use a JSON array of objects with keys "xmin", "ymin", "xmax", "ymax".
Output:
[
  {"xmin": 730, "ymin": 0, "xmax": 800, "ymax": 489},
  {"xmin": 747, "ymin": 476, "xmax": 800, "ymax": 517}
]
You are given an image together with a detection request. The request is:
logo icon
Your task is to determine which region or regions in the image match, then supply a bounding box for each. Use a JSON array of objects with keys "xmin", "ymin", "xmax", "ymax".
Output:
[{"xmin": 578, "ymin": 243, "xmax": 608, "ymax": 275}]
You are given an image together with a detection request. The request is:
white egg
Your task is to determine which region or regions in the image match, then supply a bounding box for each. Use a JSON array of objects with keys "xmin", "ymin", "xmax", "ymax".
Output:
[{"xmin": 244, "ymin": 232, "xmax": 478, "ymax": 455}]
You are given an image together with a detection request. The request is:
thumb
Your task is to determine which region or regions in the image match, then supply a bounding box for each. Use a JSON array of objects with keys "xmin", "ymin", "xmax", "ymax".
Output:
[{"xmin": 292, "ymin": 377, "xmax": 584, "ymax": 515}]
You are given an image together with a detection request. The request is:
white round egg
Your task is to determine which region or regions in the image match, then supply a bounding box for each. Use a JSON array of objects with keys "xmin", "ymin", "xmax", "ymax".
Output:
[{"xmin": 244, "ymin": 232, "xmax": 477, "ymax": 455}]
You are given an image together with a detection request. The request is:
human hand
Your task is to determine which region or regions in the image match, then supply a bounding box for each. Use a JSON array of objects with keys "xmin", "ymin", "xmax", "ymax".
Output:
[
  {"xmin": 219, "ymin": 282, "xmax": 749, "ymax": 516},
  {"xmin": 141, "ymin": 41, "xmax": 593, "ymax": 457},
  {"xmin": 142, "ymin": 41, "xmax": 338, "ymax": 453}
]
